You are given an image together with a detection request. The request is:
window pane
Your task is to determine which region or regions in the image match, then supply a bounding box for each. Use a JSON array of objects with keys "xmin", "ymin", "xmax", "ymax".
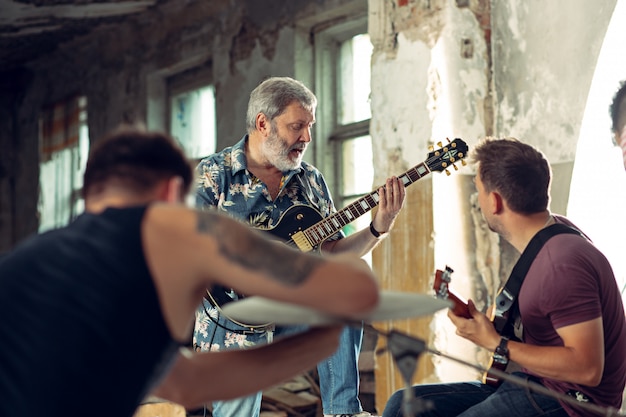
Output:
[
  {"xmin": 39, "ymin": 149, "xmax": 76, "ymax": 232},
  {"xmin": 339, "ymin": 34, "xmax": 373, "ymax": 124},
  {"xmin": 342, "ymin": 135, "xmax": 374, "ymax": 196},
  {"xmin": 38, "ymin": 96, "xmax": 88, "ymax": 232},
  {"xmin": 341, "ymin": 134, "xmax": 374, "ymax": 267},
  {"xmin": 170, "ymin": 85, "xmax": 216, "ymax": 159}
]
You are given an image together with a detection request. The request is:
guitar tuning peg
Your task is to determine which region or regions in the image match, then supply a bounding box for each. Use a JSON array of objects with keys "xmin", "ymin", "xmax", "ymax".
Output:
[
  {"xmin": 452, "ymin": 164, "xmax": 459, "ymax": 171},
  {"xmin": 437, "ymin": 141, "xmax": 443, "ymax": 148},
  {"xmin": 445, "ymin": 169, "xmax": 451, "ymax": 176},
  {"xmin": 446, "ymin": 137, "xmax": 451, "ymax": 143},
  {"xmin": 461, "ymin": 160, "xmax": 467, "ymax": 166},
  {"xmin": 428, "ymin": 145, "xmax": 434, "ymax": 152}
]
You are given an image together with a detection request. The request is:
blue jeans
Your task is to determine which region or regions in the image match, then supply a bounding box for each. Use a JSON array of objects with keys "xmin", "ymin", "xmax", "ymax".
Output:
[
  {"xmin": 382, "ymin": 372, "xmax": 569, "ymax": 417},
  {"xmin": 193, "ymin": 299, "xmax": 364, "ymax": 417},
  {"xmin": 318, "ymin": 323, "xmax": 364, "ymax": 415}
]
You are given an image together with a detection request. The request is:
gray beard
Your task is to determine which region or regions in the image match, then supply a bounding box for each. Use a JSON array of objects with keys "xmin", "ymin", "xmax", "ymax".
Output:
[{"xmin": 262, "ymin": 133, "xmax": 304, "ymax": 171}]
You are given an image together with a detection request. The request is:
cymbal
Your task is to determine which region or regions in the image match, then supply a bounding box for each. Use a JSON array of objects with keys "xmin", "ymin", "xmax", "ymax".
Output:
[{"xmin": 220, "ymin": 291, "xmax": 453, "ymax": 326}]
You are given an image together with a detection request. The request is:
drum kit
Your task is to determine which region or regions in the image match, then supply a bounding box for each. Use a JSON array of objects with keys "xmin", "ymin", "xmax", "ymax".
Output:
[{"xmin": 222, "ymin": 291, "xmax": 625, "ymax": 417}]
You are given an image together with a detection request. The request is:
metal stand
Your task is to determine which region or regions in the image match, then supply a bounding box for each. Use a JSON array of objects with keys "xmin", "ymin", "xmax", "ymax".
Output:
[{"xmin": 383, "ymin": 330, "xmax": 433, "ymax": 416}]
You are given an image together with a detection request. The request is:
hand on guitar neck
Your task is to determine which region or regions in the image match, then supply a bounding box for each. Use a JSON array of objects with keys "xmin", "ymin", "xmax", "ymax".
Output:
[{"xmin": 432, "ymin": 266, "xmax": 510, "ymax": 387}]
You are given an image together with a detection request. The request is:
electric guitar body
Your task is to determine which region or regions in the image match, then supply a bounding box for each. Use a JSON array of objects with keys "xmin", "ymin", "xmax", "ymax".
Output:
[{"xmin": 264, "ymin": 205, "xmax": 326, "ymax": 250}]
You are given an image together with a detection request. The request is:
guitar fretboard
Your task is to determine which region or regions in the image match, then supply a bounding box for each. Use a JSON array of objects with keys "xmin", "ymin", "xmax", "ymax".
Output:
[{"xmin": 302, "ymin": 162, "xmax": 431, "ymax": 245}]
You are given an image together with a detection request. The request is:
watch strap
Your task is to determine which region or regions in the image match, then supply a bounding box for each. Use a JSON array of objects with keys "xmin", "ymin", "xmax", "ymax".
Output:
[
  {"xmin": 495, "ymin": 335, "xmax": 510, "ymax": 359},
  {"xmin": 369, "ymin": 222, "xmax": 386, "ymax": 238}
]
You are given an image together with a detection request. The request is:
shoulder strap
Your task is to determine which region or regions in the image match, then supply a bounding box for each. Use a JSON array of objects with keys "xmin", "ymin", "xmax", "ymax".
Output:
[{"xmin": 493, "ymin": 223, "xmax": 582, "ymax": 334}]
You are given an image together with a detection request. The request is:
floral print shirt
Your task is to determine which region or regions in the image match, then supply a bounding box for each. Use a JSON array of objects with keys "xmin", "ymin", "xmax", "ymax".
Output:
[{"xmin": 196, "ymin": 135, "xmax": 343, "ymax": 241}]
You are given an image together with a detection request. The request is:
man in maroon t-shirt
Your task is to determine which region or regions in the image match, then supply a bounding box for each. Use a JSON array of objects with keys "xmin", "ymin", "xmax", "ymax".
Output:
[
  {"xmin": 519, "ymin": 213, "xmax": 626, "ymax": 415},
  {"xmin": 382, "ymin": 137, "xmax": 626, "ymax": 417}
]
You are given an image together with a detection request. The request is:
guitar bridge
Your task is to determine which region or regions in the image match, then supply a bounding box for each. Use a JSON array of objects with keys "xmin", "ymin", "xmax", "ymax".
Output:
[{"xmin": 291, "ymin": 231, "xmax": 313, "ymax": 252}]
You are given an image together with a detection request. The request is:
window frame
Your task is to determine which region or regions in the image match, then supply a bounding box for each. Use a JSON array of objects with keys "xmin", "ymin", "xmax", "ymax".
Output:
[
  {"xmin": 312, "ymin": 14, "xmax": 371, "ymax": 208},
  {"xmin": 166, "ymin": 64, "xmax": 216, "ymax": 163},
  {"xmin": 37, "ymin": 95, "xmax": 89, "ymax": 232}
]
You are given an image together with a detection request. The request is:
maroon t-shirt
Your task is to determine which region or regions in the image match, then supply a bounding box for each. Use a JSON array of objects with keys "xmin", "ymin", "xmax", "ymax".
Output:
[{"xmin": 518, "ymin": 216, "xmax": 626, "ymax": 416}]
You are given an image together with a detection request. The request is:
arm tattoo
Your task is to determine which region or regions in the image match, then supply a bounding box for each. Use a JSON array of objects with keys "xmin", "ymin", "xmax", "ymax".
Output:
[{"xmin": 196, "ymin": 211, "xmax": 325, "ymax": 285}]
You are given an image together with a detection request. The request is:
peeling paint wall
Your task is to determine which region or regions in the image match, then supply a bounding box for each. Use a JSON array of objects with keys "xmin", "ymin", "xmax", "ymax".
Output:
[
  {"xmin": 492, "ymin": 1, "xmax": 615, "ymax": 161},
  {"xmin": 492, "ymin": 0, "xmax": 616, "ymax": 215}
]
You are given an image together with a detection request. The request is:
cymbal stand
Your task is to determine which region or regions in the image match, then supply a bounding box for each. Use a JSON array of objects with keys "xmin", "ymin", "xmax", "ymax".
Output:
[{"xmin": 383, "ymin": 329, "xmax": 434, "ymax": 416}]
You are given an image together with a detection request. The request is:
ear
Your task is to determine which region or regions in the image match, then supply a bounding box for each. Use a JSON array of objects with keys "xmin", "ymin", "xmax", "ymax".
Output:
[
  {"xmin": 161, "ymin": 176, "xmax": 184, "ymax": 203},
  {"xmin": 490, "ymin": 191, "xmax": 505, "ymax": 214},
  {"xmin": 256, "ymin": 112, "xmax": 271, "ymax": 136}
]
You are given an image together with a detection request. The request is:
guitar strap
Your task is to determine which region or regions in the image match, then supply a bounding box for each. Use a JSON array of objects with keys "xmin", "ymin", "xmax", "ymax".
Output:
[{"xmin": 493, "ymin": 223, "xmax": 583, "ymax": 339}]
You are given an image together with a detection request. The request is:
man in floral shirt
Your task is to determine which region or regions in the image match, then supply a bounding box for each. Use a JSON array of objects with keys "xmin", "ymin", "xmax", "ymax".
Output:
[{"xmin": 193, "ymin": 77, "xmax": 406, "ymax": 417}]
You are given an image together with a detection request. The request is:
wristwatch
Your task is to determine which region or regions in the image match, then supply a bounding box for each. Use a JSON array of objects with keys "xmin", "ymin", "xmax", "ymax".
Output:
[
  {"xmin": 369, "ymin": 222, "xmax": 387, "ymax": 238},
  {"xmin": 494, "ymin": 335, "xmax": 510, "ymax": 362}
]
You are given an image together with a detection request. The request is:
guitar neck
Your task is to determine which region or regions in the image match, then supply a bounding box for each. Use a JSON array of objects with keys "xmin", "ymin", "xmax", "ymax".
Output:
[
  {"xmin": 288, "ymin": 138, "xmax": 467, "ymax": 252},
  {"xmin": 301, "ymin": 162, "xmax": 432, "ymax": 247},
  {"xmin": 443, "ymin": 291, "xmax": 472, "ymax": 319}
]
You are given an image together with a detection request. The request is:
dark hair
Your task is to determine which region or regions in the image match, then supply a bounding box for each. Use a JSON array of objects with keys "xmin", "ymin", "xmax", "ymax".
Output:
[
  {"xmin": 246, "ymin": 77, "xmax": 317, "ymax": 132},
  {"xmin": 82, "ymin": 126, "xmax": 193, "ymax": 199},
  {"xmin": 609, "ymin": 80, "xmax": 626, "ymax": 135},
  {"xmin": 471, "ymin": 137, "xmax": 551, "ymax": 214}
]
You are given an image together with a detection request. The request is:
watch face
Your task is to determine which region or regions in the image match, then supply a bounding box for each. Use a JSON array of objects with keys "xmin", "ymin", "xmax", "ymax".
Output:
[{"xmin": 493, "ymin": 351, "xmax": 509, "ymax": 365}]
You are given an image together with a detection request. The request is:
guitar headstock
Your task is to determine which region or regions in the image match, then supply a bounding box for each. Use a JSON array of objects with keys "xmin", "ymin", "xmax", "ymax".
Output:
[
  {"xmin": 433, "ymin": 265, "xmax": 454, "ymax": 299},
  {"xmin": 426, "ymin": 138, "xmax": 468, "ymax": 175},
  {"xmin": 432, "ymin": 265, "xmax": 472, "ymax": 319}
]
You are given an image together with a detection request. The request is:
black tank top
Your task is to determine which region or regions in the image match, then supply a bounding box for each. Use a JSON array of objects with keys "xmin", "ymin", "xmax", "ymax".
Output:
[{"xmin": 0, "ymin": 206, "xmax": 179, "ymax": 417}]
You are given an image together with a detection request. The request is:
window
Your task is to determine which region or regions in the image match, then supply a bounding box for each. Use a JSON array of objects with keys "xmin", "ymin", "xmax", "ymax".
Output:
[
  {"xmin": 167, "ymin": 63, "xmax": 216, "ymax": 163},
  {"xmin": 339, "ymin": 34, "xmax": 373, "ymax": 125},
  {"xmin": 336, "ymin": 34, "xmax": 374, "ymax": 237},
  {"xmin": 314, "ymin": 20, "xmax": 375, "ymax": 250},
  {"xmin": 38, "ymin": 96, "xmax": 89, "ymax": 232},
  {"xmin": 169, "ymin": 85, "xmax": 216, "ymax": 161}
]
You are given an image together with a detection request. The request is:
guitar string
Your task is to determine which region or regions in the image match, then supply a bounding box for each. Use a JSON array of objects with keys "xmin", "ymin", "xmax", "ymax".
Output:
[
  {"xmin": 305, "ymin": 163, "xmax": 426, "ymax": 244},
  {"xmin": 302, "ymin": 136, "xmax": 469, "ymax": 242}
]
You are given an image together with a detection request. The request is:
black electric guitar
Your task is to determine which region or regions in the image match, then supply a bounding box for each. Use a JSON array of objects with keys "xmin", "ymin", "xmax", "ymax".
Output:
[
  {"xmin": 207, "ymin": 138, "xmax": 468, "ymax": 327},
  {"xmin": 432, "ymin": 266, "xmax": 513, "ymax": 387}
]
